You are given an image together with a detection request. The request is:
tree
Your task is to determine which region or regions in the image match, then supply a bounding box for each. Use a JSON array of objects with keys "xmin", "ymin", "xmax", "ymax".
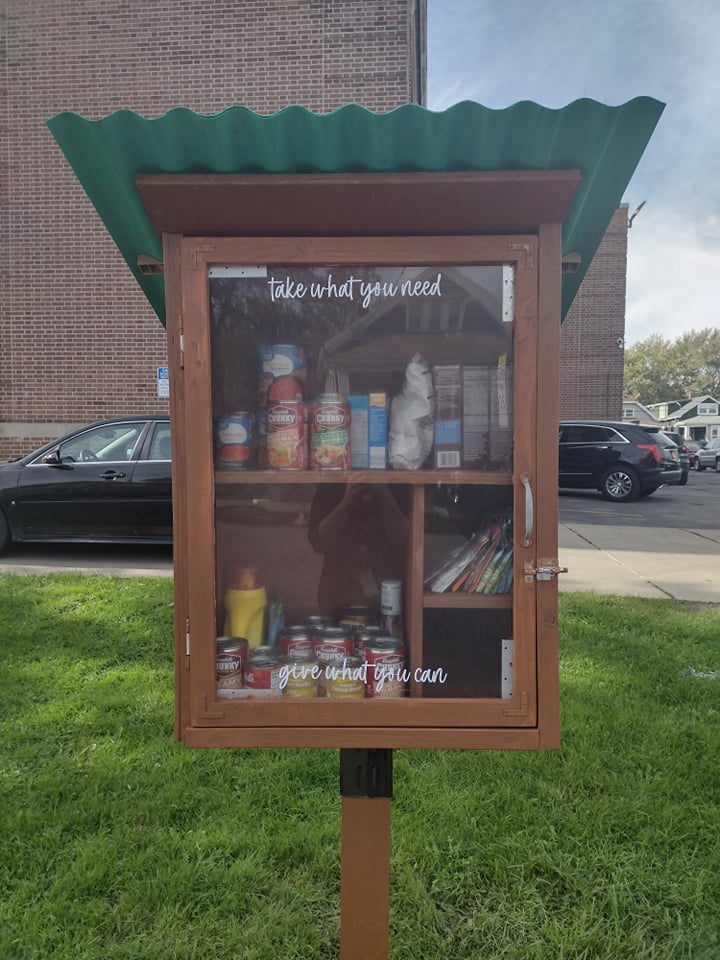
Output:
[
  {"xmin": 674, "ymin": 329, "xmax": 720, "ymax": 398},
  {"xmin": 624, "ymin": 328, "xmax": 720, "ymax": 405}
]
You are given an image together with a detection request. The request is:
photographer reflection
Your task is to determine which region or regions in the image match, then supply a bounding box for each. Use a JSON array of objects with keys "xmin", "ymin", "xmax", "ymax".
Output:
[{"xmin": 308, "ymin": 483, "xmax": 410, "ymax": 617}]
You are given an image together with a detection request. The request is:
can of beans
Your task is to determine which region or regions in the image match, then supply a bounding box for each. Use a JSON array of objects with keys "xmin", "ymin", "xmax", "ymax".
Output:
[
  {"xmin": 281, "ymin": 651, "xmax": 320, "ymax": 698},
  {"xmin": 362, "ymin": 636, "xmax": 406, "ymax": 698},
  {"xmin": 309, "ymin": 394, "xmax": 351, "ymax": 470},
  {"xmin": 215, "ymin": 413, "xmax": 254, "ymax": 469},
  {"xmin": 279, "ymin": 626, "xmax": 314, "ymax": 657},
  {"xmin": 325, "ymin": 656, "xmax": 367, "ymax": 699},
  {"xmin": 266, "ymin": 401, "xmax": 306, "ymax": 470},
  {"xmin": 244, "ymin": 645, "xmax": 282, "ymax": 696},
  {"xmin": 216, "ymin": 636, "xmax": 249, "ymax": 697}
]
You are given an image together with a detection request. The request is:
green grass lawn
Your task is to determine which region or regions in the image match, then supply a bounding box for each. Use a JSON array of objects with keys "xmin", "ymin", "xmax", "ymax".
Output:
[{"xmin": 1, "ymin": 574, "xmax": 719, "ymax": 959}]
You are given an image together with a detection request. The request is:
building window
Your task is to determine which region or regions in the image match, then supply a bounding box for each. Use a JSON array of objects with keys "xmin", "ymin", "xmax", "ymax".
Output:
[
  {"xmin": 697, "ymin": 403, "xmax": 719, "ymax": 417},
  {"xmin": 622, "ymin": 406, "xmax": 635, "ymax": 419}
]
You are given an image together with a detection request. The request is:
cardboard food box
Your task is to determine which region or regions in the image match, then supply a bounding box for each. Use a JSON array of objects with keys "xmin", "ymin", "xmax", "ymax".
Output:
[
  {"xmin": 368, "ymin": 392, "xmax": 388, "ymax": 469},
  {"xmin": 432, "ymin": 365, "xmax": 462, "ymax": 469},
  {"xmin": 349, "ymin": 393, "xmax": 388, "ymax": 469},
  {"xmin": 461, "ymin": 365, "xmax": 490, "ymax": 468}
]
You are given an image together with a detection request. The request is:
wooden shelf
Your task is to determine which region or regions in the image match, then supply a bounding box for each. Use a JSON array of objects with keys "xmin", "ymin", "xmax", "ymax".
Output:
[
  {"xmin": 423, "ymin": 593, "xmax": 512, "ymax": 609},
  {"xmin": 215, "ymin": 468, "xmax": 513, "ymax": 486}
]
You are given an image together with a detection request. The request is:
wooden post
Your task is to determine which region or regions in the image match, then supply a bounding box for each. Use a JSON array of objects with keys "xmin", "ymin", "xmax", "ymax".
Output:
[{"xmin": 339, "ymin": 750, "xmax": 393, "ymax": 960}]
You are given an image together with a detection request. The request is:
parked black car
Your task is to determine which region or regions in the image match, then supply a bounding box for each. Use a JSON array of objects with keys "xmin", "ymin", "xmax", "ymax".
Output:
[
  {"xmin": 0, "ymin": 416, "xmax": 172, "ymax": 553},
  {"xmin": 660, "ymin": 430, "xmax": 690, "ymax": 485},
  {"xmin": 559, "ymin": 420, "xmax": 682, "ymax": 502}
]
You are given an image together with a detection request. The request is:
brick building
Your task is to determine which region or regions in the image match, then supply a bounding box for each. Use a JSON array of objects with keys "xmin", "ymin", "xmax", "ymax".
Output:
[
  {"xmin": 0, "ymin": 0, "xmax": 426, "ymax": 458},
  {"xmin": 559, "ymin": 206, "xmax": 629, "ymax": 420},
  {"xmin": 2, "ymin": 0, "xmax": 627, "ymax": 458}
]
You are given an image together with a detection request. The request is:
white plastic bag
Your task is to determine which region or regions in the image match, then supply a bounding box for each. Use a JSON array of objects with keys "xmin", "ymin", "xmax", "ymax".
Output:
[{"xmin": 388, "ymin": 354, "xmax": 435, "ymax": 470}]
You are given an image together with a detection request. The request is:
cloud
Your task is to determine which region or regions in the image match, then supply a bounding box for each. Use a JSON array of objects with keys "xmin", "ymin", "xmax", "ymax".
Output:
[
  {"xmin": 625, "ymin": 210, "xmax": 720, "ymax": 345},
  {"xmin": 426, "ymin": 0, "xmax": 720, "ymax": 352}
]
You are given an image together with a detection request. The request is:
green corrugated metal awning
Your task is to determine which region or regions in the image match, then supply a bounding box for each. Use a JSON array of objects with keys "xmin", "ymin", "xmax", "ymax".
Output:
[{"xmin": 46, "ymin": 99, "xmax": 664, "ymax": 325}]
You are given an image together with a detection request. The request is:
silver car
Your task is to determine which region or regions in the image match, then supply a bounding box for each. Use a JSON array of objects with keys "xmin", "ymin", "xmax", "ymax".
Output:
[{"xmin": 690, "ymin": 437, "xmax": 720, "ymax": 472}]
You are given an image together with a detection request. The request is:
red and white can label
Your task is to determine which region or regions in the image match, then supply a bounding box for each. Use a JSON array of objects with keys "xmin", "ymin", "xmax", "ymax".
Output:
[
  {"xmin": 363, "ymin": 643, "xmax": 406, "ymax": 698},
  {"xmin": 216, "ymin": 638, "xmax": 249, "ymax": 698},
  {"xmin": 313, "ymin": 637, "xmax": 355, "ymax": 664},
  {"xmin": 244, "ymin": 663, "xmax": 282, "ymax": 694}
]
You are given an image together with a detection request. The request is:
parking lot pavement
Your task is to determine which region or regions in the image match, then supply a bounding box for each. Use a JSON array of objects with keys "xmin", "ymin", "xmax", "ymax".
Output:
[
  {"xmin": 558, "ymin": 472, "xmax": 720, "ymax": 603},
  {"xmin": 1, "ymin": 475, "xmax": 718, "ymax": 602}
]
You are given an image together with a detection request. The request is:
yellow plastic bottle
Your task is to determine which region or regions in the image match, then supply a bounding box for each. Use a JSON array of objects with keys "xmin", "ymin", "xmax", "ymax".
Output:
[{"xmin": 224, "ymin": 565, "xmax": 267, "ymax": 648}]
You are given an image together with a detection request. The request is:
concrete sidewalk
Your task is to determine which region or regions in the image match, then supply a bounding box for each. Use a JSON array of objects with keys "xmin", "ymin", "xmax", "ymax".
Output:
[
  {"xmin": 1, "ymin": 525, "xmax": 718, "ymax": 604},
  {"xmin": 558, "ymin": 522, "xmax": 720, "ymax": 603}
]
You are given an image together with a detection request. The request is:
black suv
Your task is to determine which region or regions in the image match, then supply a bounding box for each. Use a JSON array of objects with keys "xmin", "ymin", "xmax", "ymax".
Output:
[
  {"xmin": 649, "ymin": 429, "xmax": 689, "ymax": 486},
  {"xmin": 559, "ymin": 420, "xmax": 683, "ymax": 502}
]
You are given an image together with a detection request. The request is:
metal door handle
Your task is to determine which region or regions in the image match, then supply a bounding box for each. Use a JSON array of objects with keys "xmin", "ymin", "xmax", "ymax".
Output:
[
  {"xmin": 521, "ymin": 473, "xmax": 533, "ymax": 546},
  {"xmin": 100, "ymin": 470, "xmax": 126, "ymax": 479}
]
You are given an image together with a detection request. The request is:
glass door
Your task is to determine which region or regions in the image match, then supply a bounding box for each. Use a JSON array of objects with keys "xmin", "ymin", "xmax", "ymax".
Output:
[{"xmin": 205, "ymin": 256, "xmax": 527, "ymax": 710}]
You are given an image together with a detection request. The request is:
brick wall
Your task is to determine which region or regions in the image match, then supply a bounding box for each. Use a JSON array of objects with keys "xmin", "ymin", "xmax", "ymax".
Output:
[
  {"xmin": 560, "ymin": 206, "xmax": 629, "ymax": 420},
  {"xmin": 0, "ymin": 0, "xmax": 424, "ymax": 459}
]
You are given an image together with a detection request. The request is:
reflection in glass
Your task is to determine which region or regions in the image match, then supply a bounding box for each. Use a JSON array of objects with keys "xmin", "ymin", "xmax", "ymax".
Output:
[{"xmin": 209, "ymin": 264, "xmax": 516, "ymax": 702}]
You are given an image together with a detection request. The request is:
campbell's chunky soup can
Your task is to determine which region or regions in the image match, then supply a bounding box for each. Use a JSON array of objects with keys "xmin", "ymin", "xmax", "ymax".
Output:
[
  {"xmin": 309, "ymin": 395, "xmax": 351, "ymax": 470},
  {"xmin": 244, "ymin": 646, "xmax": 282, "ymax": 696},
  {"xmin": 215, "ymin": 413, "xmax": 254, "ymax": 468},
  {"xmin": 216, "ymin": 636, "xmax": 249, "ymax": 697},
  {"xmin": 313, "ymin": 626, "xmax": 355, "ymax": 664},
  {"xmin": 266, "ymin": 401, "xmax": 306, "ymax": 470},
  {"xmin": 352, "ymin": 625, "xmax": 388, "ymax": 657},
  {"xmin": 279, "ymin": 626, "xmax": 314, "ymax": 657},
  {"xmin": 362, "ymin": 636, "xmax": 406, "ymax": 698}
]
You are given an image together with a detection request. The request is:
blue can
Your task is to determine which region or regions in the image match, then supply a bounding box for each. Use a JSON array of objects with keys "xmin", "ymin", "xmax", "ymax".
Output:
[{"xmin": 215, "ymin": 412, "xmax": 254, "ymax": 468}]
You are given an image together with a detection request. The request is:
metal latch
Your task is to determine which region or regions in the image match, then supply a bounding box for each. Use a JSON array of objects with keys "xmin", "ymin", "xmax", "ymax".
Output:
[{"xmin": 524, "ymin": 560, "xmax": 569, "ymax": 582}]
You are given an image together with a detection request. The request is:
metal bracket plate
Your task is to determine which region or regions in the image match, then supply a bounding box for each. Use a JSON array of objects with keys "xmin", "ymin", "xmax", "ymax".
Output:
[{"xmin": 340, "ymin": 749, "xmax": 393, "ymax": 798}]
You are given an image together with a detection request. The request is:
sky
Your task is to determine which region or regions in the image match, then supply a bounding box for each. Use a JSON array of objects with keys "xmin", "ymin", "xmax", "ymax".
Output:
[{"xmin": 426, "ymin": 0, "xmax": 720, "ymax": 346}]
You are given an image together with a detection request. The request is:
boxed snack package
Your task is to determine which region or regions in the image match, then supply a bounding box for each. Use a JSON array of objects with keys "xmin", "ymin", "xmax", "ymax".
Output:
[
  {"xmin": 368, "ymin": 392, "xmax": 388, "ymax": 469},
  {"xmin": 490, "ymin": 356, "xmax": 513, "ymax": 468},
  {"xmin": 349, "ymin": 393, "xmax": 388, "ymax": 469},
  {"xmin": 349, "ymin": 395, "xmax": 370, "ymax": 469},
  {"xmin": 462, "ymin": 365, "xmax": 490, "ymax": 468},
  {"xmin": 432, "ymin": 364, "xmax": 462, "ymax": 469}
]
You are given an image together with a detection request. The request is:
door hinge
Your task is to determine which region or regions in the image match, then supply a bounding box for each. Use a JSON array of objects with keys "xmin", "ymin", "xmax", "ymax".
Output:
[{"xmin": 524, "ymin": 560, "xmax": 569, "ymax": 582}]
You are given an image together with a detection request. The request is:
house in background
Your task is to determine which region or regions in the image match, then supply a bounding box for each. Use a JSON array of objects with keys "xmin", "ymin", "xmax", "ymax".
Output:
[
  {"xmin": 646, "ymin": 396, "xmax": 720, "ymax": 441},
  {"xmin": 621, "ymin": 396, "xmax": 659, "ymax": 424}
]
